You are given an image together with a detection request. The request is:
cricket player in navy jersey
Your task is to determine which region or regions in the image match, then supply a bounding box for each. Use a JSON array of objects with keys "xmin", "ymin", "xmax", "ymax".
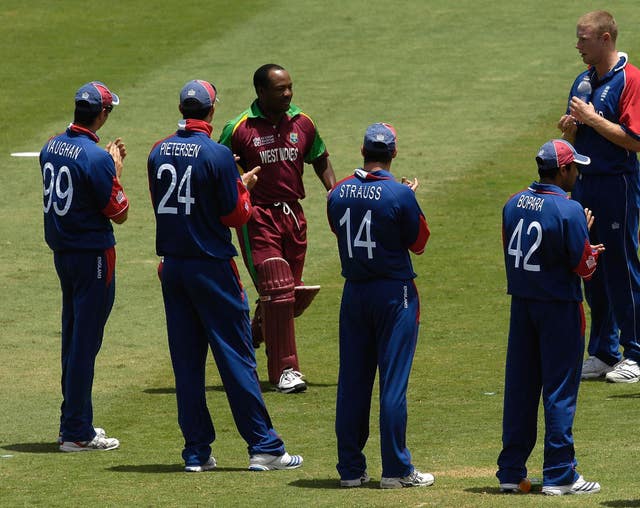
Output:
[
  {"xmin": 327, "ymin": 123, "xmax": 432, "ymax": 489},
  {"xmin": 40, "ymin": 81, "xmax": 128, "ymax": 452},
  {"xmin": 497, "ymin": 139, "xmax": 603, "ymax": 496},
  {"xmin": 148, "ymin": 80, "xmax": 302, "ymax": 472},
  {"xmin": 557, "ymin": 11, "xmax": 640, "ymax": 383},
  {"xmin": 219, "ymin": 64, "xmax": 336, "ymax": 393}
]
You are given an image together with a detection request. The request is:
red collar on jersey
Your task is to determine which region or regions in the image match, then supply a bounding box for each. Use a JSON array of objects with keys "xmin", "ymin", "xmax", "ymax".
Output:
[
  {"xmin": 181, "ymin": 119, "xmax": 213, "ymax": 136},
  {"xmin": 69, "ymin": 123, "xmax": 99, "ymax": 142}
]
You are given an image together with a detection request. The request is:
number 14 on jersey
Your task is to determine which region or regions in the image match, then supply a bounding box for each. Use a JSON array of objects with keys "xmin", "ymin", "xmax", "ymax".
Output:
[{"xmin": 338, "ymin": 208, "xmax": 377, "ymax": 259}]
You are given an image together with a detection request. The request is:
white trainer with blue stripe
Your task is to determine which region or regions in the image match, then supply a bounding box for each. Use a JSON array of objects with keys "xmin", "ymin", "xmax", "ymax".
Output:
[
  {"xmin": 248, "ymin": 452, "xmax": 303, "ymax": 471},
  {"xmin": 542, "ymin": 475, "xmax": 600, "ymax": 495}
]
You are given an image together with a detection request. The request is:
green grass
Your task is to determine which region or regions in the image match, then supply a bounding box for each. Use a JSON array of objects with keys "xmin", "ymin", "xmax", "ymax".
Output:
[{"xmin": 2, "ymin": 0, "xmax": 640, "ymax": 506}]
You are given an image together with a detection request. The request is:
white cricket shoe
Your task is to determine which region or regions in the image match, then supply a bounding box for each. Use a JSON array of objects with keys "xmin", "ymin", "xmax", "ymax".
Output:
[
  {"xmin": 605, "ymin": 358, "xmax": 640, "ymax": 383},
  {"xmin": 581, "ymin": 356, "xmax": 613, "ymax": 379},
  {"xmin": 380, "ymin": 469, "xmax": 435, "ymax": 489},
  {"xmin": 59, "ymin": 431, "xmax": 119, "ymax": 452},
  {"xmin": 340, "ymin": 472, "xmax": 370, "ymax": 488},
  {"xmin": 542, "ymin": 475, "xmax": 600, "ymax": 495},
  {"xmin": 57, "ymin": 427, "xmax": 105, "ymax": 445},
  {"xmin": 248, "ymin": 452, "xmax": 303, "ymax": 471},
  {"xmin": 185, "ymin": 456, "xmax": 217, "ymax": 473},
  {"xmin": 276, "ymin": 368, "xmax": 307, "ymax": 393}
]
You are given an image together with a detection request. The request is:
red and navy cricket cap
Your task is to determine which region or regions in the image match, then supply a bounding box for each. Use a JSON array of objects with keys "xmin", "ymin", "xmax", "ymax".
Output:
[
  {"xmin": 75, "ymin": 81, "xmax": 120, "ymax": 112},
  {"xmin": 536, "ymin": 139, "xmax": 590, "ymax": 171},
  {"xmin": 363, "ymin": 122, "xmax": 397, "ymax": 154},
  {"xmin": 179, "ymin": 80, "xmax": 219, "ymax": 108}
]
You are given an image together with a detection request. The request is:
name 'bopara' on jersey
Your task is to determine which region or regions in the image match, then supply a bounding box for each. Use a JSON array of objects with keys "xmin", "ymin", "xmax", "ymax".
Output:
[{"xmin": 502, "ymin": 181, "xmax": 598, "ymax": 301}]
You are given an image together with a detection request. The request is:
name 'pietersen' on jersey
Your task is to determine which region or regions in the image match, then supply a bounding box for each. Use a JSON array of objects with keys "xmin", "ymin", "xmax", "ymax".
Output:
[{"xmin": 148, "ymin": 120, "xmax": 252, "ymax": 260}]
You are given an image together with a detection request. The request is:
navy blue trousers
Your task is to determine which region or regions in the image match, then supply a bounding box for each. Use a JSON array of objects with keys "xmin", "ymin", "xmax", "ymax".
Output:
[
  {"xmin": 572, "ymin": 172, "xmax": 640, "ymax": 365},
  {"xmin": 497, "ymin": 297, "xmax": 584, "ymax": 486},
  {"xmin": 161, "ymin": 256, "xmax": 284, "ymax": 467},
  {"xmin": 54, "ymin": 248, "xmax": 115, "ymax": 442},
  {"xmin": 336, "ymin": 278, "xmax": 419, "ymax": 480}
]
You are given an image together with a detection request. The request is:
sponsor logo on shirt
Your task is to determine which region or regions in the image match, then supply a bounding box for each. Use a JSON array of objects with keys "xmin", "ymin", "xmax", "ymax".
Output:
[
  {"xmin": 259, "ymin": 147, "xmax": 299, "ymax": 164},
  {"xmin": 116, "ymin": 190, "xmax": 125, "ymax": 204},
  {"xmin": 97, "ymin": 256, "xmax": 103, "ymax": 280},
  {"xmin": 252, "ymin": 135, "xmax": 275, "ymax": 147}
]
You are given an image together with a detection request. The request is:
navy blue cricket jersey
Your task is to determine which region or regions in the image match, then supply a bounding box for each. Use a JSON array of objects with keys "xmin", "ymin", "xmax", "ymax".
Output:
[
  {"xmin": 502, "ymin": 182, "xmax": 597, "ymax": 301},
  {"xmin": 148, "ymin": 120, "xmax": 252, "ymax": 259},
  {"xmin": 40, "ymin": 124, "xmax": 129, "ymax": 252},
  {"xmin": 327, "ymin": 169, "xmax": 430, "ymax": 280},
  {"xmin": 567, "ymin": 52, "xmax": 640, "ymax": 175}
]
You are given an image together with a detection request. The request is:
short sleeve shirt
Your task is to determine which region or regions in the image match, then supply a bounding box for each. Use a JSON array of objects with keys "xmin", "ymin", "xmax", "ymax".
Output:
[
  {"xmin": 327, "ymin": 169, "xmax": 427, "ymax": 280},
  {"xmin": 40, "ymin": 125, "xmax": 128, "ymax": 251},
  {"xmin": 502, "ymin": 182, "xmax": 590, "ymax": 301},
  {"xmin": 148, "ymin": 126, "xmax": 246, "ymax": 259},
  {"xmin": 218, "ymin": 101, "xmax": 328, "ymax": 205},
  {"xmin": 567, "ymin": 52, "xmax": 640, "ymax": 174}
]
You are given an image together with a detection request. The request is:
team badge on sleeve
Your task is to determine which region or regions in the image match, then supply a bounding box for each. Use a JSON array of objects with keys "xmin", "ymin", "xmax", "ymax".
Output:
[{"xmin": 289, "ymin": 132, "xmax": 298, "ymax": 143}]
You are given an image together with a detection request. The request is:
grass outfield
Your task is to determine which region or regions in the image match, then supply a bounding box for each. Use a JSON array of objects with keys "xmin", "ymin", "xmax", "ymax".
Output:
[{"xmin": 2, "ymin": 0, "xmax": 640, "ymax": 506}]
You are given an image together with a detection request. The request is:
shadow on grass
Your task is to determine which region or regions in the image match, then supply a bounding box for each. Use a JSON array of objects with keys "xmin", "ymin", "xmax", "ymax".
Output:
[
  {"xmin": 1, "ymin": 442, "xmax": 58, "ymax": 454},
  {"xmin": 289, "ymin": 478, "xmax": 377, "ymax": 490},
  {"xmin": 465, "ymin": 487, "xmax": 640, "ymax": 505},
  {"xmin": 464, "ymin": 486, "xmax": 543, "ymax": 495},
  {"xmin": 108, "ymin": 464, "xmax": 251, "ymax": 474},
  {"xmin": 466, "ymin": 486, "xmax": 508, "ymax": 494},
  {"xmin": 144, "ymin": 380, "xmax": 335, "ymax": 395},
  {"xmin": 144, "ymin": 385, "xmax": 225, "ymax": 395},
  {"xmin": 605, "ymin": 393, "xmax": 640, "ymax": 399}
]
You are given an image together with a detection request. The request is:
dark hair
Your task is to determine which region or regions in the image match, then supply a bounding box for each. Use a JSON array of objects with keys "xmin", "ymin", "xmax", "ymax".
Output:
[
  {"xmin": 181, "ymin": 99, "xmax": 211, "ymax": 120},
  {"xmin": 253, "ymin": 63, "xmax": 285, "ymax": 92},
  {"xmin": 363, "ymin": 149, "xmax": 393, "ymax": 164},
  {"xmin": 73, "ymin": 106, "xmax": 101, "ymax": 126},
  {"xmin": 537, "ymin": 166, "xmax": 560, "ymax": 179}
]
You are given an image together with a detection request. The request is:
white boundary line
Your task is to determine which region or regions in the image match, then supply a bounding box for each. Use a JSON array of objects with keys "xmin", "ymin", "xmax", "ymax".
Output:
[{"xmin": 11, "ymin": 152, "xmax": 40, "ymax": 157}]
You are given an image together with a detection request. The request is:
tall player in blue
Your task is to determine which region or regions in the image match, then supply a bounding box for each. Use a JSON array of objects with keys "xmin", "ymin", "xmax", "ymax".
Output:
[
  {"xmin": 148, "ymin": 80, "xmax": 302, "ymax": 473},
  {"xmin": 327, "ymin": 123, "xmax": 432, "ymax": 489},
  {"xmin": 497, "ymin": 139, "xmax": 603, "ymax": 495},
  {"xmin": 40, "ymin": 81, "xmax": 128, "ymax": 452},
  {"xmin": 558, "ymin": 10, "xmax": 640, "ymax": 382}
]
